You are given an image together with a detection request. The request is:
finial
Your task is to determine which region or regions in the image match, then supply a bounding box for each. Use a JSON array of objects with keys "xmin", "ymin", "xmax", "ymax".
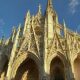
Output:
[
  {"xmin": 26, "ymin": 10, "xmax": 31, "ymax": 22},
  {"xmin": 11, "ymin": 26, "xmax": 16, "ymax": 42},
  {"xmin": 18, "ymin": 24, "xmax": 21, "ymax": 31},
  {"xmin": 12, "ymin": 26, "xmax": 15, "ymax": 30},
  {"xmin": 27, "ymin": 10, "xmax": 30, "ymax": 17},
  {"xmin": 63, "ymin": 19, "xmax": 67, "ymax": 38},
  {"xmin": 15, "ymin": 24, "xmax": 22, "ymax": 40},
  {"xmin": 38, "ymin": 4, "xmax": 42, "ymax": 14},
  {"xmin": 12, "ymin": 26, "xmax": 16, "ymax": 35},
  {"xmin": 23, "ymin": 11, "xmax": 31, "ymax": 36},
  {"xmin": 63, "ymin": 19, "xmax": 66, "ymax": 28},
  {"xmin": 48, "ymin": 0, "xmax": 53, "ymax": 8},
  {"xmin": 25, "ymin": 10, "xmax": 31, "ymax": 20},
  {"xmin": 19, "ymin": 23, "xmax": 21, "ymax": 27}
]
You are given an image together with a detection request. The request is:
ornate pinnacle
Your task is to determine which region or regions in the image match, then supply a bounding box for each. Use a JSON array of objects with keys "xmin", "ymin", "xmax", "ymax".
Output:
[
  {"xmin": 23, "ymin": 11, "xmax": 31, "ymax": 36},
  {"xmin": 25, "ymin": 10, "xmax": 31, "ymax": 22},
  {"xmin": 11, "ymin": 26, "xmax": 16, "ymax": 42},
  {"xmin": 36, "ymin": 4, "xmax": 42, "ymax": 18},
  {"xmin": 18, "ymin": 24, "xmax": 21, "ymax": 32},
  {"xmin": 63, "ymin": 19, "xmax": 66, "ymax": 28},
  {"xmin": 48, "ymin": 0, "xmax": 53, "ymax": 8},
  {"xmin": 27, "ymin": 10, "xmax": 31, "ymax": 23},
  {"xmin": 38, "ymin": 4, "xmax": 42, "ymax": 14},
  {"xmin": 12, "ymin": 26, "xmax": 16, "ymax": 32},
  {"xmin": 16, "ymin": 24, "xmax": 22, "ymax": 39},
  {"xmin": 46, "ymin": 0, "xmax": 56, "ymax": 14},
  {"xmin": 63, "ymin": 19, "xmax": 67, "ymax": 38},
  {"xmin": 26, "ymin": 10, "xmax": 31, "ymax": 20}
]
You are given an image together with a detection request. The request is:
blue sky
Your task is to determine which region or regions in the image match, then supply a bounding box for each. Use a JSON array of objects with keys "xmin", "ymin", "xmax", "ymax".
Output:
[{"xmin": 0, "ymin": 0, "xmax": 80, "ymax": 38}]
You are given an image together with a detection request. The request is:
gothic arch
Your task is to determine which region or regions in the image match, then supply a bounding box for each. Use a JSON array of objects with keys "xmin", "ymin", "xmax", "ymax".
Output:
[
  {"xmin": 50, "ymin": 56, "xmax": 65, "ymax": 80},
  {"xmin": 46, "ymin": 52, "xmax": 68, "ymax": 80},
  {"xmin": 48, "ymin": 52, "xmax": 68, "ymax": 69},
  {"xmin": 72, "ymin": 52, "xmax": 80, "ymax": 63},
  {"xmin": 0, "ymin": 54, "xmax": 8, "ymax": 80},
  {"xmin": 0, "ymin": 60, "xmax": 8, "ymax": 80},
  {"xmin": 73, "ymin": 54, "xmax": 80, "ymax": 80},
  {"xmin": 10, "ymin": 51, "xmax": 42, "ymax": 80}
]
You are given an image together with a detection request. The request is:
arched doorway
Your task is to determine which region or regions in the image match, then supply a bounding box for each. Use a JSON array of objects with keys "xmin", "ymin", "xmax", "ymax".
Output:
[
  {"xmin": 0, "ymin": 60, "xmax": 8, "ymax": 80},
  {"xmin": 14, "ymin": 58, "xmax": 39, "ymax": 80},
  {"xmin": 50, "ymin": 56, "xmax": 65, "ymax": 80},
  {"xmin": 74, "ymin": 57, "xmax": 80, "ymax": 80}
]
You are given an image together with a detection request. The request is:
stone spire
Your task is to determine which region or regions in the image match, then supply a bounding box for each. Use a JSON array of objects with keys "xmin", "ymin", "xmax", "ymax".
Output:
[
  {"xmin": 63, "ymin": 20, "xmax": 67, "ymax": 38},
  {"xmin": 47, "ymin": 0, "xmax": 53, "ymax": 9},
  {"xmin": 7, "ymin": 24, "xmax": 22, "ymax": 80},
  {"xmin": 26, "ymin": 10, "xmax": 30, "ymax": 19},
  {"xmin": 38, "ymin": 4, "xmax": 42, "ymax": 15},
  {"xmin": 23, "ymin": 10, "xmax": 31, "ymax": 36},
  {"xmin": 36, "ymin": 4, "xmax": 42, "ymax": 19},
  {"xmin": 44, "ymin": 0, "xmax": 55, "ymax": 46},
  {"xmin": 11, "ymin": 27, "xmax": 16, "ymax": 42},
  {"xmin": 5, "ymin": 27, "xmax": 16, "ymax": 45},
  {"xmin": 46, "ymin": 0, "xmax": 56, "ymax": 16}
]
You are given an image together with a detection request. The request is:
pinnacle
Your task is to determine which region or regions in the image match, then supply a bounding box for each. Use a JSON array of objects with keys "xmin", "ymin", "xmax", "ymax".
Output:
[
  {"xmin": 48, "ymin": 0, "xmax": 53, "ymax": 8},
  {"xmin": 18, "ymin": 24, "xmax": 21, "ymax": 31},
  {"xmin": 46, "ymin": 0, "xmax": 56, "ymax": 14},
  {"xmin": 63, "ymin": 19, "xmax": 66, "ymax": 28},
  {"xmin": 38, "ymin": 4, "xmax": 41, "ymax": 14},
  {"xmin": 12, "ymin": 26, "xmax": 16, "ymax": 32},
  {"xmin": 27, "ymin": 10, "xmax": 30, "ymax": 18}
]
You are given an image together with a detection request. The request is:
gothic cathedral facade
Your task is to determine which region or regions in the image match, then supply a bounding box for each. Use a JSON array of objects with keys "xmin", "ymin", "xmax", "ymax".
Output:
[{"xmin": 0, "ymin": 0, "xmax": 80, "ymax": 80}]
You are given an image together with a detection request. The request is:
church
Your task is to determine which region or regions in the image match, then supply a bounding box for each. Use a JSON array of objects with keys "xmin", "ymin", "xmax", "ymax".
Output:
[{"xmin": 0, "ymin": 0, "xmax": 80, "ymax": 80}]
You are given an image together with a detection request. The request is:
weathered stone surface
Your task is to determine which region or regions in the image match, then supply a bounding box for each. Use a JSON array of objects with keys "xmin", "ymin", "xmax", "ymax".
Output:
[{"xmin": 0, "ymin": 0, "xmax": 80, "ymax": 80}]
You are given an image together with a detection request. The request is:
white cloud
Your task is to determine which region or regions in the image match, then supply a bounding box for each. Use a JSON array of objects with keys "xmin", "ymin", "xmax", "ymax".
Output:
[{"xmin": 69, "ymin": 0, "xmax": 79, "ymax": 14}]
